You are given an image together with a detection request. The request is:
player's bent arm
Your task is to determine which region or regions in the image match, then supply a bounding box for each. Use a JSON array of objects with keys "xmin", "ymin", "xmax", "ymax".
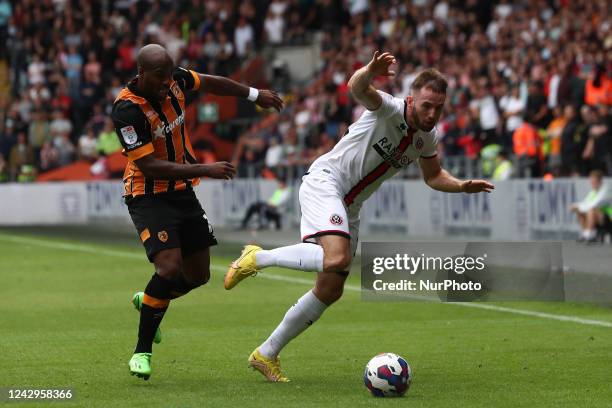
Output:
[
  {"xmin": 419, "ymin": 156, "xmax": 495, "ymax": 194},
  {"xmin": 135, "ymin": 154, "xmax": 235, "ymax": 180},
  {"xmin": 197, "ymin": 74, "xmax": 250, "ymax": 98},
  {"xmin": 419, "ymin": 156, "xmax": 463, "ymax": 192},
  {"xmin": 196, "ymin": 73, "xmax": 284, "ymax": 111},
  {"xmin": 348, "ymin": 66, "xmax": 382, "ymax": 111}
]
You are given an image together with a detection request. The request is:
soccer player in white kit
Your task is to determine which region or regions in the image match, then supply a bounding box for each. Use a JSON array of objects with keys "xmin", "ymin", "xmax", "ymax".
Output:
[{"xmin": 224, "ymin": 52, "xmax": 494, "ymax": 382}]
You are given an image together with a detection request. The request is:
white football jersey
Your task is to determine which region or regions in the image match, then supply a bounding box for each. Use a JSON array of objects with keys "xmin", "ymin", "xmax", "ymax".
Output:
[{"xmin": 307, "ymin": 91, "xmax": 438, "ymax": 208}]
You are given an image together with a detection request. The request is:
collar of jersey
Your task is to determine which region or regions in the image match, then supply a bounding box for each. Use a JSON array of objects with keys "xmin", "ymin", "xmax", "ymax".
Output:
[{"xmin": 403, "ymin": 100, "xmax": 416, "ymax": 133}]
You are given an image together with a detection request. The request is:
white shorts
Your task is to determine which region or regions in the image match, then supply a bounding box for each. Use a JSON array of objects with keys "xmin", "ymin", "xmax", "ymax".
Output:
[{"xmin": 299, "ymin": 169, "xmax": 360, "ymax": 257}]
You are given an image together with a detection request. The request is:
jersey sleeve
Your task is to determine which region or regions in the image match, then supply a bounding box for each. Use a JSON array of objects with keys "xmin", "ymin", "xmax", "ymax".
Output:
[
  {"xmin": 420, "ymin": 129, "xmax": 439, "ymax": 158},
  {"xmin": 111, "ymin": 100, "xmax": 154, "ymax": 161},
  {"xmin": 173, "ymin": 66, "xmax": 201, "ymax": 92},
  {"xmin": 373, "ymin": 90, "xmax": 403, "ymax": 118}
]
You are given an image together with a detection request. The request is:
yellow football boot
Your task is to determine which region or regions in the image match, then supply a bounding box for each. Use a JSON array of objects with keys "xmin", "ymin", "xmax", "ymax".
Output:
[
  {"xmin": 248, "ymin": 348, "xmax": 290, "ymax": 383},
  {"xmin": 224, "ymin": 245, "xmax": 262, "ymax": 290}
]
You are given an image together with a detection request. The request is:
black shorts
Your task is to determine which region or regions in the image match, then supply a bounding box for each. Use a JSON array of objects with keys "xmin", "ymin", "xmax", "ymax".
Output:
[{"xmin": 126, "ymin": 189, "xmax": 218, "ymax": 262}]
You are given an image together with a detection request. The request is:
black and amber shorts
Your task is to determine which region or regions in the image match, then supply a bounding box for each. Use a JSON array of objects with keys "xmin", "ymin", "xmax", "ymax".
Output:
[{"xmin": 126, "ymin": 189, "xmax": 217, "ymax": 262}]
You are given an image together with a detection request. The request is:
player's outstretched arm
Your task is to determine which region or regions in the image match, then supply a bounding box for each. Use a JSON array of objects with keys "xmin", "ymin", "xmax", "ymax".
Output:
[
  {"xmin": 419, "ymin": 156, "xmax": 494, "ymax": 193},
  {"xmin": 196, "ymin": 73, "xmax": 284, "ymax": 112},
  {"xmin": 135, "ymin": 154, "xmax": 236, "ymax": 180},
  {"xmin": 348, "ymin": 51, "xmax": 396, "ymax": 111}
]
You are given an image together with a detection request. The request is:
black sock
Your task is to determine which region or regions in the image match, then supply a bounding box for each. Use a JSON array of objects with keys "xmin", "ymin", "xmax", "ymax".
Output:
[{"xmin": 134, "ymin": 274, "xmax": 172, "ymax": 354}]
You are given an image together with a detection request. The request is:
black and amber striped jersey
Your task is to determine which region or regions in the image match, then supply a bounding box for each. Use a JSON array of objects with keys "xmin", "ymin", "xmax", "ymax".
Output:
[{"xmin": 111, "ymin": 67, "xmax": 201, "ymax": 197}]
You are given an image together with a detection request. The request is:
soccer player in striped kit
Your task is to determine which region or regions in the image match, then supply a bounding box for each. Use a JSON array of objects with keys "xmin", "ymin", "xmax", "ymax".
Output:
[{"xmin": 112, "ymin": 44, "xmax": 283, "ymax": 380}]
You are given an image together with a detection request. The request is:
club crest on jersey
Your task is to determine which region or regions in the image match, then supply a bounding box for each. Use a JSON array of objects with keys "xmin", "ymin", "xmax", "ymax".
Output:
[
  {"xmin": 120, "ymin": 125, "xmax": 138, "ymax": 145},
  {"xmin": 415, "ymin": 137, "xmax": 424, "ymax": 150},
  {"xmin": 329, "ymin": 214, "xmax": 343, "ymax": 225},
  {"xmin": 158, "ymin": 231, "xmax": 169, "ymax": 243}
]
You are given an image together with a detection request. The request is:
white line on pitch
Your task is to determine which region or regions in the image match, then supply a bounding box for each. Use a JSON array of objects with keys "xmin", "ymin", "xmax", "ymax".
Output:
[{"xmin": 2, "ymin": 233, "xmax": 612, "ymax": 329}]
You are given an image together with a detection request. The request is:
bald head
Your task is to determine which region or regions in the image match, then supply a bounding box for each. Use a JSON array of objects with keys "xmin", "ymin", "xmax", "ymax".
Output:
[
  {"xmin": 137, "ymin": 44, "xmax": 173, "ymax": 72},
  {"xmin": 135, "ymin": 44, "xmax": 174, "ymax": 102}
]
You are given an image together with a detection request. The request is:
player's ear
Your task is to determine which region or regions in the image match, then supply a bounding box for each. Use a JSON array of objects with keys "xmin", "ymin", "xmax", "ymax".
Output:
[{"xmin": 407, "ymin": 95, "xmax": 413, "ymax": 109}]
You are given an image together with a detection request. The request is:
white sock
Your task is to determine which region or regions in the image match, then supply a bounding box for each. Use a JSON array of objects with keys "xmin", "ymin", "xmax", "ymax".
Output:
[
  {"xmin": 585, "ymin": 229, "xmax": 596, "ymax": 239},
  {"xmin": 255, "ymin": 243, "xmax": 323, "ymax": 272},
  {"xmin": 259, "ymin": 290, "xmax": 327, "ymax": 359}
]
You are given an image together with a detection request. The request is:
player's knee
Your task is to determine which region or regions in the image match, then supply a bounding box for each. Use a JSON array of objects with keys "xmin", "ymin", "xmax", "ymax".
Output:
[
  {"xmin": 324, "ymin": 252, "xmax": 352, "ymax": 273},
  {"xmin": 194, "ymin": 269, "xmax": 211, "ymax": 286},
  {"xmin": 156, "ymin": 260, "xmax": 182, "ymax": 280}
]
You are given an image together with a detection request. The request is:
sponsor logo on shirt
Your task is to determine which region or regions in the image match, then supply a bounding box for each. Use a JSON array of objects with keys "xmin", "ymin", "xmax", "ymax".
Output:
[
  {"xmin": 373, "ymin": 136, "xmax": 411, "ymax": 169},
  {"xmin": 153, "ymin": 112, "xmax": 185, "ymax": 140}
]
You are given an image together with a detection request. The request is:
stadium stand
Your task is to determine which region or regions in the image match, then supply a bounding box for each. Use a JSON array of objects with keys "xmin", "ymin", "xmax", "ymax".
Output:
[{"xmin": 0, "ymin": 0, "xmax": 610, "ymax": 182}]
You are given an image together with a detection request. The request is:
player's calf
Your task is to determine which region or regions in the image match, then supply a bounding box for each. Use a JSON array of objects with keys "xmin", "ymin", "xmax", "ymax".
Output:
[{"xmin": 313, "ymin": 270, "xmax": 348, "ymax": 305}]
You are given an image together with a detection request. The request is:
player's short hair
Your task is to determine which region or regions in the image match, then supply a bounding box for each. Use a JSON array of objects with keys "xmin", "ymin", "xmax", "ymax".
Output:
[
  {"xmin": 590, "ymin": 169, "xmax": 604, "ymax": 180},
  {"xmin": 411, "ymin": 68, "xmax": 448, "ymax": 95}
]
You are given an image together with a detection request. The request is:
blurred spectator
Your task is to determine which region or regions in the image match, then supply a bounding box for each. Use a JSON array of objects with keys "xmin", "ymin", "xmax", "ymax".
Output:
[
  {"xmin": 8, "ymin": 132, "xmax": 35, "ymax": 181},
  {"xmin": 560, "ymin": 105, "xmax": 582, "ymax": 176},
  {"xmin": 27, "ymin": 110, "xmax": 50, "ymax": 159},
  {"xmin": 234, "ymin": 17, "xmax": 254, "ymax": 58},
  {"xmin": 49, "ymin": 110, "xmax": 72, "ymax": 140},
  {"xmin": 499, "ymin": 84, "xmax": 525, "ymax": 148},
  {"xmin": 492, "ymin": 150, "xmax": 514, "ymax": 181},
  {"xmin": 469, "ymin": 82, "xmax": 500, "ymax": 145},
  {"xmin": 27, "ymin": 54, "xmax": 45, "ymax": 86},
  {"xmin": 78, "ymin": 128, "xmax": 99, "ymax": 161},
  {"xmin": 0, "ymin": 0, "xmax": 10, "ymax": 52},
  {"xmin": 0, "ymin": 152, "xmax": 8, "ymax": 182},
  {"xmin": 240, "ymin": 177, "xmax": 292, "ymax": 230},
  {"xmin": 65, "ymin": 45, "xmax": 83, "ymax": 97},
  {"xmin": 264, "ymin": 6, "xmax": 284, "ymax": 46},
  {"xmin": 49, "ymin": 82, "xmax": 73, "ymax": 119},
  {"xmin": 570, "ymin": 170, "xmax": 611, "ymax": 243},
  {"xmin": 585, "ymin": 64, "xmax": 612, "ymax": 107},
  {"xmin": 525, "ymin": 80, "xmax": 550, "ymax": 130},
  {"xmin": 265, "ymin": 136, "xmax": 283, "ymax": 170},
  {"xmin": 86, "ymin": 104, "xmax": 108, "ymax": 136},
  {"xmin": 39, "ymin": 140, "xmax": 59, "ymax": 171},
  {"xmin": 513, "ymin": 121, "xmax": 541, "ymax": 177},
  {"xmin": 97, "ymin": 118, "xmax": 122, "ymax": 156},
  {"xmin": 53, "ymin": 133, "xmax": 76, "ymax": 166},
  {"xmin": 581, "ymin": 104, "xmax": 611, "ymax": 174},
  {"xmin": 544, "ymin": 106, "xmax": 567, "ymax": 175}
]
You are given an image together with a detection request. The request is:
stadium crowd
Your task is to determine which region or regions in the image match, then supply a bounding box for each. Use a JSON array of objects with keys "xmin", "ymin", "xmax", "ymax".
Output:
[{"xmin": 0, "ymin": 0, "xmax": 610, "ymax": 182}]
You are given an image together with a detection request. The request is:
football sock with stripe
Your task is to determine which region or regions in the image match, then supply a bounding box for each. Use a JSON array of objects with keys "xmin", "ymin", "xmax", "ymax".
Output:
[
  {"xmin": 259, "ymin": 290, "xmax": 327, "ymax": 359},
  {"xmin": 255, "ymin": 243, "xmax": 324, "ymax": 272},
  {"xmin": 135, "ymin": 273, "xmax": 172, "ymax": 353}
]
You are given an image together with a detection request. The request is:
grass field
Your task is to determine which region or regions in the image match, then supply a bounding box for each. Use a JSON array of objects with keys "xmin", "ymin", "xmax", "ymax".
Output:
[{"xmin": 1, "ymin": 228, "xmax": 612, "ymax": 407}]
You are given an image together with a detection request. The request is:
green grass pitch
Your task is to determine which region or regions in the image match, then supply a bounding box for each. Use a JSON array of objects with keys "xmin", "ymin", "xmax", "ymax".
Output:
[{"xmin": 1, "ymin": 229, "xmax": 611, "ymax": 407}]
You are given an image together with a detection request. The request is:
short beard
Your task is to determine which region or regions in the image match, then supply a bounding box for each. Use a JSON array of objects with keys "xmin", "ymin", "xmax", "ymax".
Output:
[{"xmin": 413, "ymin": 109, "xmax": 435, "ymax": 132}]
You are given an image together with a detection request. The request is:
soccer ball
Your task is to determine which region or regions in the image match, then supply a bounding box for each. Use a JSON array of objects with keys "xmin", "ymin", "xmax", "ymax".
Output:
[{"xmin": 363, "ymin": 353, "xmax": 412, "ymax": 397}]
